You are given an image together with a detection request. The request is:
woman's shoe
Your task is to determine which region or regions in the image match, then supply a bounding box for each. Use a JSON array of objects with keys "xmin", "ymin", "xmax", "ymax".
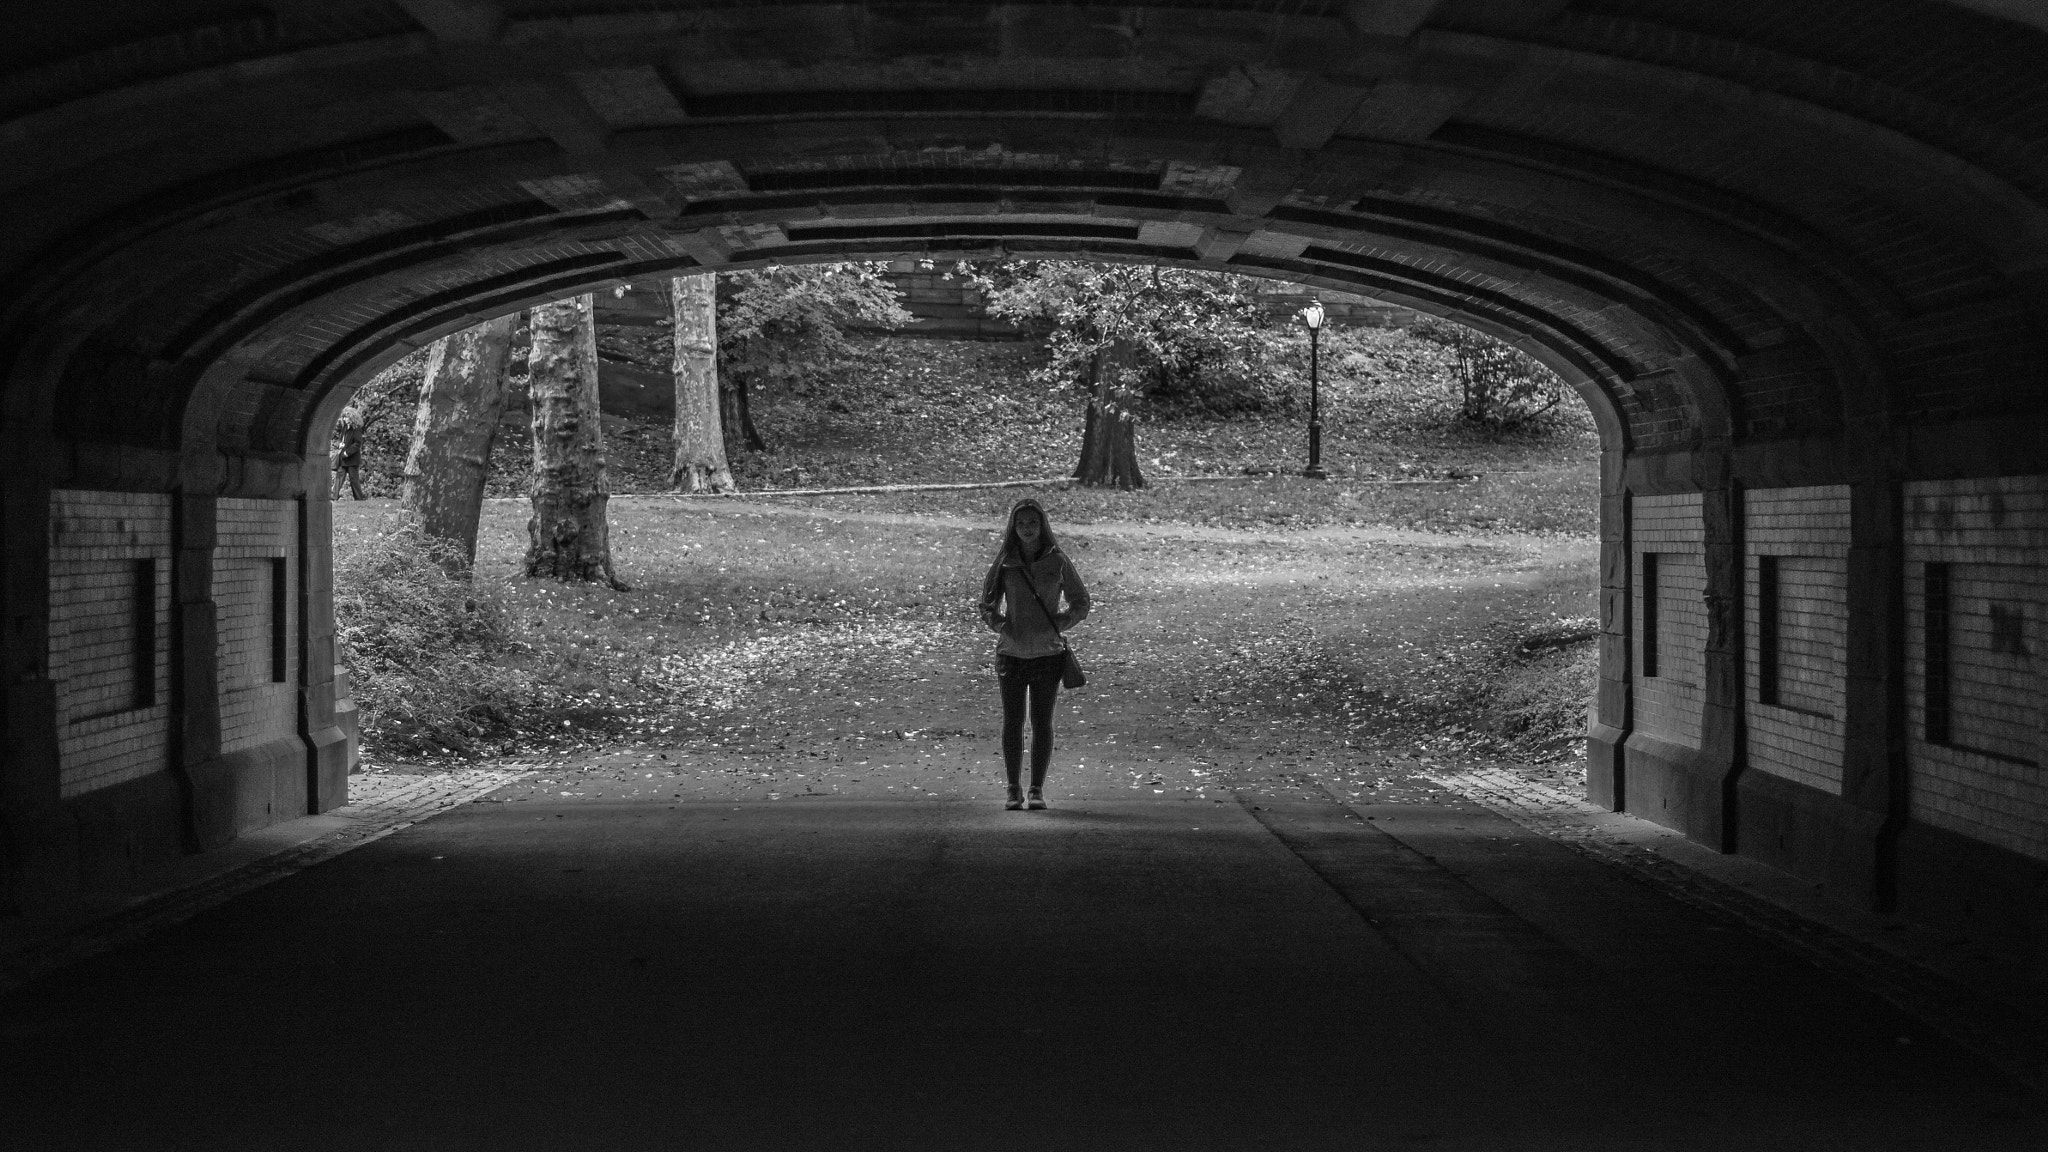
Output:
[
  {"xmin": 1005, "ymin": 789, "xmax": 1025, "ymax": 810},
  {"xmin": 1026, "ymin": 789, "xmax": 1047, "ymax": 810}
]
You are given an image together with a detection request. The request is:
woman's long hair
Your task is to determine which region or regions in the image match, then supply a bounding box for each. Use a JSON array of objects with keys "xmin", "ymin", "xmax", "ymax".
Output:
[{"xmin": 995, "ymin": 498, "xmax": 1060, "ymax": 565}]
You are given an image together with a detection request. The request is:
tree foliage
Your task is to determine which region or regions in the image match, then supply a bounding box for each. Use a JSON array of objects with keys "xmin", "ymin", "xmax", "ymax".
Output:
[
  {"xmin": 710, "ymin": 262, "xmax": 912, "ymax": 454},
  {"xmin": 1411, "ymin": 320, "xmax": 1570, "ymax": 435},
  {"xmin": 980, "ymin": 262, "xmax": 1299, "ymax": 419},
  {"xmin": 718, "ymin": 263, "xmax": 913, "ymax": 390},
  {"xmin": 978, "ymin": 262, "xmax": 1326, "ymax": 486}
]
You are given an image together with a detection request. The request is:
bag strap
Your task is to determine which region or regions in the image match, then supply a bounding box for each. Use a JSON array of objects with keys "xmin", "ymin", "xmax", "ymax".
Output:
[{"xmin": 1014, "ymin": 556, "xmax": 1071, "ymax": 653}]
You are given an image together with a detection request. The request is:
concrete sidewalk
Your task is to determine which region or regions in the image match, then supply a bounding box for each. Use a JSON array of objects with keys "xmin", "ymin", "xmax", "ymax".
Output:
[
  {"xmin": 0, "ymin": 768, "xmax": 528, "ymax": 995},
  {"xmin": 1, "ymin": 783, "xmax": 2041, "ymax": 1150}
]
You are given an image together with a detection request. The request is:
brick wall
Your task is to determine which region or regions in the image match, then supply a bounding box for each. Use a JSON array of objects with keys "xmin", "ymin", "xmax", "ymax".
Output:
[
  {"xmin": 214, "ymin": 498, "xmax": 298, "ymax": 756},
  {"xmin": 1904, "ymin": 475, "xmax": 2047, "ymax": 861},
  {"xmin": 1633, "ymin": 493, "xmax": 1707, "ymax": 748},
  {"xmin": 1744, "ymin": 486, "xmax": 1851, "ymax": 794},
  {"xmin": 48, "ymin": 491, "xmax": 173, "ymax": 799}
]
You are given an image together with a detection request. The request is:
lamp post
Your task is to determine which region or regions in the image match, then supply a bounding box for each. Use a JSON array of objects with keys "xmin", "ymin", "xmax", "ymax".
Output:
[{"xmin": 1300, "ymin": 298, "xmax": 1327, "ymax": 479}]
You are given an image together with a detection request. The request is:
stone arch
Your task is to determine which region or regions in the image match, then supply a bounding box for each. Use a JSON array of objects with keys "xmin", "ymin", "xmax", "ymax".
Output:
[{"xmin": 3, "ymin": 2, "xmax": 2044, "ymax": 956}]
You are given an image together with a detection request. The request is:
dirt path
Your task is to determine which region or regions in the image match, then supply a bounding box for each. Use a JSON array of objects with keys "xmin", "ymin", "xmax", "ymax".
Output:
[{"xmin": 590, "ymin": 492, "xmax": 1598, "ymax": 561}]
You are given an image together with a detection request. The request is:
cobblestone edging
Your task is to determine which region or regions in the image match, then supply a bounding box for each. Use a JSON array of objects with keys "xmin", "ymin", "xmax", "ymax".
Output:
[
  {"xmin": 1420, "ymin": 765, "xmax": 2047, "ymax": 1098},
  {"xmin": 0, "ymin": 768, "xmax": 529, "ymax": 996}
]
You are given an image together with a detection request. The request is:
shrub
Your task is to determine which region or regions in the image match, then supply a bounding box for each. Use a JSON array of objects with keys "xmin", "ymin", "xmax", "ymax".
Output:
[
  {"xmin": 334, "ymin": 513, "xmax": 564, "ymax": 757},
  {"xmin": 1472, "ymin": 616, "xmax": 1600, "ymax": 758},
  {"xmin": 1410, "ymin": 320, "xmax": 1572, "ymax": 435}
]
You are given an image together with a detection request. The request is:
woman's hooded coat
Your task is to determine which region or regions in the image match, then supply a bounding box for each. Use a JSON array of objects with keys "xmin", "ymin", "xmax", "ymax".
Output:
[{"xmin": 979, "ymin": 498, "xmax": 1090, "ymax": 658}]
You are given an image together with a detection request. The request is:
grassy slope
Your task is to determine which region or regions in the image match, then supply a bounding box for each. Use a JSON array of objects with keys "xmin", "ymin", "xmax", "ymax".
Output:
[
  {"xmin": 346, "ymin": 334, "xmax": 1600, "ymax": 534},
  {"xmin": 713, "ymin": 336, "xmax": 1600, "ymax": 535}
]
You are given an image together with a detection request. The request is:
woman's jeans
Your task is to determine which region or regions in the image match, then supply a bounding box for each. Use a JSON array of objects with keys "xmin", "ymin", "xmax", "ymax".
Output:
[{"xmin": 999, "ymin": 675, "xmax": 1060, "ymax": 789}]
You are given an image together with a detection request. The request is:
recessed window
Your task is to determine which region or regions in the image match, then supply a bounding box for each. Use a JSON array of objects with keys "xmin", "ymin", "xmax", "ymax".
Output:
[
  {"xmin": 1641, "ymin": 552, "xmax": 1660, "ymax": 679},
  {"xmin": 1752, "ymin": 554, "xmax": 1840, "ymax": 718},
  {"xmin": 132, "ymin": 559, "xmax": 157, "ymax": 709},
  {"xmin": 1757, "ymin": 555, "xmax": 1780, "ymax": 707},
  {"xmin": 1921, "ymin": 562, "xmax": 2038, "ymax": 766},
  {"xmin": 269, "ymin": 556, "xmax": 288, "ymax": 684},
  {"xmin": 1922, "ymin": 562, "xmax": 1952, "ymax": 746}
]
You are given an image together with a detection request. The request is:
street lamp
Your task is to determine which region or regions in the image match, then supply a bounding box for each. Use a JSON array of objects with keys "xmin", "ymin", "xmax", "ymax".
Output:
[{"xmin": 1300, "ymin": 298, "xmax": 1328, "ymax": 479}]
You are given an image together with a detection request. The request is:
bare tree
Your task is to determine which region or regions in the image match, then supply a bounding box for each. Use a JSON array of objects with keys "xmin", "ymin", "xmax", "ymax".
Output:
[
  {"xmin": 524, "ymin": 294, "xmax": 628, "ymax": 590},
  {"xmin": 400, "ymin": 314, "xmax": 518, "ymax": 566},
  {"xmin": 670, "ymin": 273, "xmax": 734, "ymax": 492}
]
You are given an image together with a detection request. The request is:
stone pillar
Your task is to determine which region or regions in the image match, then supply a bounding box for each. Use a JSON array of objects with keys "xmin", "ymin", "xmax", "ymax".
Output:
[
  {"xmin": 1617, "ymin": 442, "xmax": 1742, "ymax": 849},
  {"xmin": 1586, "ymin": 447, "xmax": 1631, "ymax": 809},
  {"xmin": 1699, "ymin": 480, "xmax": 1742, "ymax": 852},
  {"xmin": 298, "ymin": 476, "xmax": 349, "ymax": 813},
  {"xmin": 172, "ymin": 490, "xmax": 231, "ymax": 850},
  {"xmin": 1843, "ymin": 481, "xmax": 1907, "ymax": 910},
  {"xmin": 0, "ymin": 443, "xmax": 66, "ymax": 913}
]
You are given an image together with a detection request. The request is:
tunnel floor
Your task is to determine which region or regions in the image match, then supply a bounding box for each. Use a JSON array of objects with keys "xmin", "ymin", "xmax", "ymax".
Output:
[{"xmin": 3, "ymin": 774, "xmax": 2043, "ymax": 1151}]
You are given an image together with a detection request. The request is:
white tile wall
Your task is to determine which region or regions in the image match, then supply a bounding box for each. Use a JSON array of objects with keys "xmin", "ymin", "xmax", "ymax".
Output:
[
  {"xmin": 1905, "ymin": 475, "xmax": 2047, "ymax": 861},
  {"xmin": 48, "ymin": 491, "xmax": 172, "ymax": 799},
  {"xmin": 1744, "ymin": 486, "xmax": 1851, "ymax": 794},
  {"xmin": 1634, "ymin": 492, "xmax": 1706, "ymax": 749},
  {"xmin": 214, "ymin": 498, "xmax": 298, "ymax": 756}
]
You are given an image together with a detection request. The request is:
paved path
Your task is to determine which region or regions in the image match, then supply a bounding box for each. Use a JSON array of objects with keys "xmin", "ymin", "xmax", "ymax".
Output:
[
  {"xmin": 620, "ymin": 492, "xmax": 1600, "ymax": 561},
  {"xmin": 3, "ymin": 783, "xmax": 2041, "ymax": 1150}
]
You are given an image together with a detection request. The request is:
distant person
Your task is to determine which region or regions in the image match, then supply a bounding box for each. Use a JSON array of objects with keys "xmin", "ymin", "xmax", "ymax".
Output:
[
  {"xmin": 331, "ymin": 411, "xmax": 366, "ymax": 500},
  {"xmin": 978, "ymin": 498, "xmax": 1091, "ymax": 810}
]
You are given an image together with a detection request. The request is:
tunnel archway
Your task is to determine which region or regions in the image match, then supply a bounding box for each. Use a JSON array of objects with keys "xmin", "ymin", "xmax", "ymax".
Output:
[{"xmin": 4, "ymin": 2, "xmax": 2044, "ymax": 959}]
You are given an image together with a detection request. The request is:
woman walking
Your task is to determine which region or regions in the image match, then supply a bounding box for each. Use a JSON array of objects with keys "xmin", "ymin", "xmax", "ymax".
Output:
[{"xmin": 979, "ymin": 499, "xmax": 1091, "ymax": 810}]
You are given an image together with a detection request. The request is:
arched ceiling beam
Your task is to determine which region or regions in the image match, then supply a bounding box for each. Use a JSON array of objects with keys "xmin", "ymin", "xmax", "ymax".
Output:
[
  {"xmin": 132, "ymin": 191, "xmax": 1746, "ymax": 417},
  {"xmin": 27, "ymin": 124, "xmax": 1809, "ymax": 396}
]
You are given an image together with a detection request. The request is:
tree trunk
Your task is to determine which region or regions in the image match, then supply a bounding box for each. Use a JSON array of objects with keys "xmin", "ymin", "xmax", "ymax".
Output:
[
  {"xmin": 1074, "ymin": 339, "xmax": 1147, "ymax": 489},
  {"xmin": 670, "ymin": 274, "xmax": 734, "ymax": 492},
  {"xmin": 400, "ymin": 314, "xmax": 517, "ymax": 568},
  {"xmin": 721, "ymin": 371, "xmax": 767, "ymax": 455},
  {"xmin": 524, "ymin": 294, "xmax": 628, "ymax": 589}
]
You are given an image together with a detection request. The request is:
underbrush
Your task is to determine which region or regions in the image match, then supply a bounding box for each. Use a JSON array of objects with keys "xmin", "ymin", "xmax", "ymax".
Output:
[
  {"xmin": 334, "ymin": 513, "xmax": 611, "ymax": 758},
  {"xmin": 1467, "ymin": 616, "xmax": 1601, "ymax": 760},
  {"xmin": 337, "ymin": 500, "xmax": 985, "ymax": 764}
]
